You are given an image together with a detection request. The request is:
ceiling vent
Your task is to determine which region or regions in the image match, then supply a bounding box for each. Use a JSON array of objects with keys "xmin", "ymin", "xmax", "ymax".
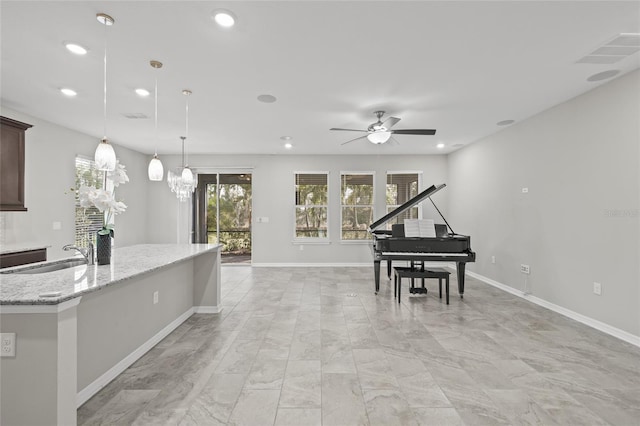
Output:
[
  {"xmin": 122, "ymin": 113, "xmax": 149, "ymax": 119},
  {"xmin": 577, "ymin": 33, "xmax": 640, "ymax": 64}
]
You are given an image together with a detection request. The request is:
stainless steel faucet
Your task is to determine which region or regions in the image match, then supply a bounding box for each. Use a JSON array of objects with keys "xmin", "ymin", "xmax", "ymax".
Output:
[{"xmin": 62, "ymin": 243, "xmax": 94, "ymax": 265}]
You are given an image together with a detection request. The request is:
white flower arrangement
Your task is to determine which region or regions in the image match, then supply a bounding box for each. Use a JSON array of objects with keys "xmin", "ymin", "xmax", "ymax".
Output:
[{"xmin": 77, "ymin": 160, "xmax": 129, "ymax": 236}]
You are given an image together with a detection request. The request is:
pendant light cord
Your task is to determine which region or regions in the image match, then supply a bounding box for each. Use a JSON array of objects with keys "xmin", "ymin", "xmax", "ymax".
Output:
[
  {"xmin": 154, "ymin": 73, "xmax": 158, "ymax": 156},
  {"xmin": 103, "ymin": 18, "xmax": 107, "ymax": 139},
  {"xmin": 182, "ymin": 94, "xmax": 189, "ymax": 167}
]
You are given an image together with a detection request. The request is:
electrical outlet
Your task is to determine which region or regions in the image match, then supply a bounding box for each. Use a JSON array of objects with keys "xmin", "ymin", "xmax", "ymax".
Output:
[
  {"xmin": 593, "ymin": 282, "xmax": 602, "ymax": 295},
  {"xmin": 522, "ymin": 187, "xmax": 529, "ymax": 193},
  {"xmin": 491, "ymin": 255, "xmax": 496, "ymax": 264},
  {"xmin": 1, "ymin": 333, "xmax": 16, "ymax": 357},
  {"xmin": 520, "ymin": 264, "xmax": 530, "ymax": 274},
  {"xmin": 153, "ymin": 291, "xmax": 159, "ymax": 305}
]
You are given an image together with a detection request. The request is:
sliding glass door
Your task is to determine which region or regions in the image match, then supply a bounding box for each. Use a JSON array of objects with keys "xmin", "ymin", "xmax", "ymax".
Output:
[{"xmin": 194, "ymin": 173, "xmax": 252, "ymax": 264}]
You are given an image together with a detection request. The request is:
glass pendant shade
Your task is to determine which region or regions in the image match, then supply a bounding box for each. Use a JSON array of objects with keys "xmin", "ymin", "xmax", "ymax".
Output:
[
  {"xmin": 167, "ymin": 91, "xmax": 197, "ymax": 202},
  {"xmin": 367, "ymin": 131, "xmax": 392, "ymax": 144},
  {"xmin": 95, "ymin": 138, "xmax": 116, "ymax": 171},
  {"xmin": 181, "ymin": 166, "xmax": 194, "ymax": 185},
  {"xmin": 148, "ymin": 155, "xmax": 164, "ymax": 181},
  {"xmin": 148, "ymin": 60, "xmax": 164, "ymax": 181},
  {"xmin": 168, "ymin": 168, "xmax": 198, "ymax": 202}
]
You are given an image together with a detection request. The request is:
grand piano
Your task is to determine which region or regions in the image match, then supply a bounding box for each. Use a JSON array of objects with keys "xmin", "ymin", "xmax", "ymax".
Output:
[{"xmin": 369, "ymin": 183, "xmax": 475, "ymax": 297}]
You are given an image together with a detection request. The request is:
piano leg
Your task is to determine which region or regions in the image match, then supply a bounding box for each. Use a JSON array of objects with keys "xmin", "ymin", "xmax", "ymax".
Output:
[
  {"xmin": 374, "ymin": 260, "xmax": 381, "ymax": 294},
  {"xmin": 456, "ymin": 262, "xmax": 466, "ymax": 298},
  {"xmin": 387, "ymin": 260, "xmax": 392, "ymax": 279}
]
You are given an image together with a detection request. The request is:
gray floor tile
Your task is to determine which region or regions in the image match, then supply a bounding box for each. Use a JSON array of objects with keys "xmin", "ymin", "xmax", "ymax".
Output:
[{"xmin": 78, "ymin": 266, "xmax": 640, "ymax": 426}]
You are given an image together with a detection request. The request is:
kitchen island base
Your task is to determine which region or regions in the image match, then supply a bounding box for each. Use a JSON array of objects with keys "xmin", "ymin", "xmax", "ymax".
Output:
[{"xmin": 0, "ymin": 244, "xmax": 221, "ymax": 426}]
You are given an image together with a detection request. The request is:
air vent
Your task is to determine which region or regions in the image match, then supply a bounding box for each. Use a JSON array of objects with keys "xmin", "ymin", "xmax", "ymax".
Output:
[
  {"xmin": 577, "ymin": 33, "xmax": 640, "ymax": 65},
  {"xmin": 122, "ymin": 113, "xmax": 149, "ymax": 119}
]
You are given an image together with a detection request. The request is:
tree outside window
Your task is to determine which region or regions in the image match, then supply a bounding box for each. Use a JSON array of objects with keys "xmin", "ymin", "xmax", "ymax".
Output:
[
  {"xmin": 295, "ymin": 173, "xmax": 328, "ymax": 239},
  {"xmin": 341, "ymin": 173, "xmax": 374, "ymax": 240},
  {"xmin": 386, "ymin": 173, "xmax": 420, "ymax": 229}
]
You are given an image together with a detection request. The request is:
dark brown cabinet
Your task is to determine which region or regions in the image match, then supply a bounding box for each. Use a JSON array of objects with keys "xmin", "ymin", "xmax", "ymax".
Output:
[
  {"xmin": 0, "ymin": 248, "xmax": 47, "ymax": 268},
  {"xmin": 0, "ymin": 116, "xmax": 32, "ymax": 211}
]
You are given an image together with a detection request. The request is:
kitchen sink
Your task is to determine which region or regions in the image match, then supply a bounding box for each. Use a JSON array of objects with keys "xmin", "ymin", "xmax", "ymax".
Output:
[{"xmin": 1, "ymin": 258, "xmax": 87, "ymax": 274}]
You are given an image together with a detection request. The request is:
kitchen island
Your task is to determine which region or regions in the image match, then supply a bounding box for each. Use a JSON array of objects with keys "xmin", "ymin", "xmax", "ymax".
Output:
[{"xmin": 0, "ymin": 243, "xmax": 222, "ymax": 426}]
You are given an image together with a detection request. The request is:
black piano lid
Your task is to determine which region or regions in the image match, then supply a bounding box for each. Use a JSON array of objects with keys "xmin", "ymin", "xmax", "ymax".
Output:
[{"xmin": 368, "ymin": 183, "xmax": 446, "ymax": 233}]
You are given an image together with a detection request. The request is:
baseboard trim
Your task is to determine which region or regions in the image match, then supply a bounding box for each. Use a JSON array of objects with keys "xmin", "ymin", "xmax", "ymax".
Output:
[
  {"xmin": 194, "ymin": 305, "xmax": 222, "ymax": 314},
  {"xmin": 76, "ymin": 307, "xmax": 195, "ymax": 407},
  {"xmin": 251, "ymin": 263, "xmax": 371, "ymax": 267},
  {"xmin": 466, "ymin": 270, "xmax": 640, "ymax": 349}
]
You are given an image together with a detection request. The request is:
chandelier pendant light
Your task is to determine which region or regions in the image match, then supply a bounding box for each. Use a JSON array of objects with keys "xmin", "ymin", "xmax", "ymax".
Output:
[
  {"xmin": 147, "ymin": 60, "xmax": 164, "ymax": 181},
  {"xmin": 94, "ymin": 13, "xmax": 117, "ymax": 172},
  {"xmin": 167, "ymin": 89, "xmax": 197, "ymax": 201}
]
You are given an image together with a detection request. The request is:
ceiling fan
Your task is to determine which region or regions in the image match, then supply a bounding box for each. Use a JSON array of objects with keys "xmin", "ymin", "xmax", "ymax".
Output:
[{"xmin": 330, "ymin": 111, "xmax": 436, "ymax": 145}]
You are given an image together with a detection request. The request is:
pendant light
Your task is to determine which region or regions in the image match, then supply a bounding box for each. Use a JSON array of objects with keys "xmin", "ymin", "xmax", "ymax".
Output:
[
  {"xmin": 167, "ymin": 89, "xmax": 197, "ymax": 201},
  {"xmin": 147, "ymin": 60, "xmax": 164, "ymax": 181},
  {"xmin": 181, "ymin": 89, "xmax": 194, "ymax": 185},
  {"xmin": 94, "ymin": 13, "xmax": 116, "ymax": 172}
]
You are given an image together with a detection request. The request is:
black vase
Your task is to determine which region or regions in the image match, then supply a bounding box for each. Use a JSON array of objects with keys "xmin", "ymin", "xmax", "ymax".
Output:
[{"xmin": 96, "ymin": 233, "xmax": 112, "ymax": 265}]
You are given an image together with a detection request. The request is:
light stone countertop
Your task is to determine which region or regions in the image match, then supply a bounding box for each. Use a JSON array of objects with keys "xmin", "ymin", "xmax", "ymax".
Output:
[{"xmin": 0, "ymin": 244, "xmax": 221, "ymax": 306}]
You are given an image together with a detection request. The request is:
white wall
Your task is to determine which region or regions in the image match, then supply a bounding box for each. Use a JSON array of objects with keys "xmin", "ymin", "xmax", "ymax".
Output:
[
  {"xmin": 146, "ymin": 154, "xmax": 449, "ymax": 265},
  {"xmin": 448, "ymin": 70, "xmax": 640, "ymax": 336},
  {"xmin": 0, "ymin": 107, "xmax": 150, "ymax": 260}
]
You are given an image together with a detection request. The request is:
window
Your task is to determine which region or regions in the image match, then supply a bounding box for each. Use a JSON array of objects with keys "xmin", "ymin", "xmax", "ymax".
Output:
[
  {"xmin": 386, "ymin": 173, "xmax": 420, "ymax": 230},
  {"xmin": 341, "ymin": 173, "xmax": 374, "ymax": 240},
  {"xmin": 74, "ymin": 156, "xmax": 105, "ymax": 248},
  {"xmin": 294, "ymin": 173, "xmax": 328, "ymax": 239}
]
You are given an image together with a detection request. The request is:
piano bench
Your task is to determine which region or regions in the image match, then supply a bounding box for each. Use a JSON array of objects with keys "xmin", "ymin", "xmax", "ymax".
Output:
[{"xmin": 393, "ymin": 267, "xmax": 450, "ymax": 305}]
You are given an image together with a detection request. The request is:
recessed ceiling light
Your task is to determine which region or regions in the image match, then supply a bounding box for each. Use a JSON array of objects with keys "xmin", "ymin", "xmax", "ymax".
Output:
[
  {"xmin": 497, "ymin": 120, "xmax": 515, "ymax": 126},
  {"xmin": 64, "ymin": 42, "xmax": 88, "ymax": 55},
  {"xmin": 284, "ymin": 143, "xmax": 293, "ymax": 149},
  {"xmin": 60, "ymin": 88, "xmax": 77, "ymax": 97},
  {"xmin": 135, "ymin": 88, "xmax": 150, "ymax": 97},
  {"xmin": 436, "ymin": 143, "xmax": 445, "ymax": 149},
  {"xmin": 212, "ymin": 9, "xmax": 236, "ymax": 28},
  {"xmin": 257, "ymin": 94, "xmax": 277, "ymax": 103},
  {"xmin": 587, "ymin": 70, "xmax": 620, "ymax": 82}
]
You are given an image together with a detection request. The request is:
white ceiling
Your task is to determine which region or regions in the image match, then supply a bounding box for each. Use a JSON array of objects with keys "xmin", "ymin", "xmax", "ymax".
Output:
[{"xmin": 1, "ymin": 1, "xmax": 639, "ymax": 156}]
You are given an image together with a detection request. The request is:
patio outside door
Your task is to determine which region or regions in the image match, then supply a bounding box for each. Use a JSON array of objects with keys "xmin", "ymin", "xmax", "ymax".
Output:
[{"xmin": 193, "ymin": 173, "xmax": 252, "ymax": 264}]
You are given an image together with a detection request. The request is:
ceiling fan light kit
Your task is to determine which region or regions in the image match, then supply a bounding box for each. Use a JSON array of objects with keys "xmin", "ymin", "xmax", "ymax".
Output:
[
  {"xmin": 331, "ymin": 110, "xmax": 436, "ymax": 146},
  {"xmin": 367, "ymin": 131, "xmax": 391, "ymax": 144}
]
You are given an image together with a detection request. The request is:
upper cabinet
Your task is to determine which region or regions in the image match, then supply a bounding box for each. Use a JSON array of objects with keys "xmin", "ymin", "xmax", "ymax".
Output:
[{"xmin": 1, "ymin": 116, "xmax": 33, "ymax": 211}]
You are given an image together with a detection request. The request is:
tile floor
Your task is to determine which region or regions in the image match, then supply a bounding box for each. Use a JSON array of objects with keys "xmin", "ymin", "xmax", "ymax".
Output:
[{"xmin": 78, "ymin": 266, "xmax": 640, "ymax": 425}]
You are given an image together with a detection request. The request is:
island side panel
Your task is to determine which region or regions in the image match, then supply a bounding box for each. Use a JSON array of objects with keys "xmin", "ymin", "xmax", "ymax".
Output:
[
  {"xmin": 77, "ymin": 261, "xmax": 194, "ymax": 392},
  {"xmin": 193, "ymin": 248, "xmax": 221, "ymax": 313},
  {"xmin": 0, "ymin": 307, "xmax": 78, "ymax": 426}
]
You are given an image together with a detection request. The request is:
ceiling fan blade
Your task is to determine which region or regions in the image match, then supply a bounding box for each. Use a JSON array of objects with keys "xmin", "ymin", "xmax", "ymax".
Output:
[
  {"xmin": 390, "ymin": 129, "xmax": 437, "ymax": 135},
  {"xmin": 341, "ymin": 135, "xmax": 369, "ymax": 145},
  {"xmin": 382, "ymin": 116, "xmax": 401, "ymax": 129},
  {"xmin": 330, "ymin": 127, "xmax": 367, "ymax": 132}
]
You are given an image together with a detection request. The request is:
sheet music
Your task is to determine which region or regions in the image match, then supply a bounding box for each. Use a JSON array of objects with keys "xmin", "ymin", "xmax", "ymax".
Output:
[{"xmin": 404, "ymin": 219, "xmax": 436, "ymax": 237}]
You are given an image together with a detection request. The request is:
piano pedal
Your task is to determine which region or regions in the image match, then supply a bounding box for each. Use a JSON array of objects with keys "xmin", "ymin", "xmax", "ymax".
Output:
[{"xmin": 409, "ymin": 287, "xmax": 428, "ymax": 295}]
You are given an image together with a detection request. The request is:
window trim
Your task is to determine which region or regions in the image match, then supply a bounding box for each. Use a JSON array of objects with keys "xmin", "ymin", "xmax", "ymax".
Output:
[
  {"xmin": 339, "ymin": 171, "xmax": 375, "ymax": 242},
  {"xmin": 293, "ymin": 171, "xmax": 330, "ymax": 242}
]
